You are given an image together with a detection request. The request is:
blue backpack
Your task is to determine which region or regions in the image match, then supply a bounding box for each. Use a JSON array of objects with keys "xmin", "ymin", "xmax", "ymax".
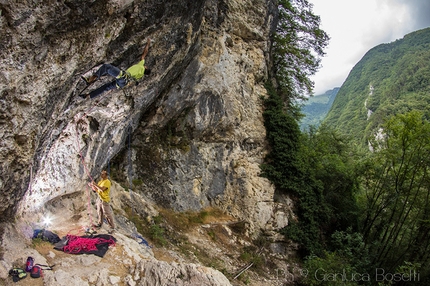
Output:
[{"xmin": 32, "ymin": 229, "xmax": 60, "ymax": 244}]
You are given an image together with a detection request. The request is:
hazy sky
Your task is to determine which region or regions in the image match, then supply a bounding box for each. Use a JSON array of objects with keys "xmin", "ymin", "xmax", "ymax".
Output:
[{"xmin": 309, "ymin": 0, "xmax": 430, "ymax": 95}]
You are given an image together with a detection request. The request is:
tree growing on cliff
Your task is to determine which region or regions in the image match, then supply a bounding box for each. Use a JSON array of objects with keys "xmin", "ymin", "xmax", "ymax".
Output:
[
  {"xmin": 262, "ymin": 86, "xmax": 360, "ymax": 256},
  {"xmin": 262, "ymin": 0, "xmax": 332, "ymax": 256},
  {"xmin": 272, "ymin": 0, "xmax": 329, "ymax": 113},
  {"xmin": 262, "ymin": 83, "xmax": 327, "ymax": 256}
]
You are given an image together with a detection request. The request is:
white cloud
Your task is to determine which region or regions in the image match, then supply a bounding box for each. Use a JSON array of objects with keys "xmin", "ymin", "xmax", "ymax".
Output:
[{"xmin": 308, "ymin": 0, "xmax": 430, "ymax": 95}]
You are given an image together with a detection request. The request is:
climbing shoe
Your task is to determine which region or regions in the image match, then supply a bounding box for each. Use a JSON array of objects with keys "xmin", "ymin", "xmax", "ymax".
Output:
[
  {"xmin": 84, "ymin": 75, "xmax": 97, "ymax": 84},
  {"xmin": 79, "ymin": 93, "xmax": 90, "ymax": 99},
  {"xmin": 116, "ymin": 71, "xmax": 123, "ymax": 79},
  {"xmin": 108, "ymin": 228, "xmax": 115, "ymax": 234},
  {"xmin": 93, "ymin": 223, "xmax": 102, "ymax": 229},
  {"xmin": 85, "ymin": 228, "xmax": 97, "ymax": 235}
]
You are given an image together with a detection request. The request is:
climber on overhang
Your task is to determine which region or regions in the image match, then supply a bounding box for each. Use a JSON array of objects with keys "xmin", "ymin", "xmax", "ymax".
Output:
[{"xmin": 79, "ymin": 38, "xmax": 152, "ymax": 100}]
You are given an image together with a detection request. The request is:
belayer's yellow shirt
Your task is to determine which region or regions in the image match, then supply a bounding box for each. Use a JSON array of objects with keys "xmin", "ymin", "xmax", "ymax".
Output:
[
  {"xmin": 97, "ymin": 179, "xmax": 111, "ymax": 202},
  {"xmin": 126, "ymin": 59, "xmax": 145, "ymax": 80}
]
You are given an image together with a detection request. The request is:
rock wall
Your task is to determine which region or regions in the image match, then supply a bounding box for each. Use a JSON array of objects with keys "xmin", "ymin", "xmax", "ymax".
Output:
[{"xmin": 0, "ymin": 0, "xmax": 287, "ymax": 233}]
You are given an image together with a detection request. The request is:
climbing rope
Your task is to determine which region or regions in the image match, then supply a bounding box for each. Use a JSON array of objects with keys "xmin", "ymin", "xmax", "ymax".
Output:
[
  {"xmin": 73, "ymin": 122, "xmax": 97, "ymax": 228},
  {"xmin": 62, "ymin": 234, "xmax": 116, "ymax": 254},
  {"xmin": 85, "ymin": 184, "xmax": 94, "ymax": 228},
  {"xmin": 74, "ymin": 122, "xmax": 93, "ymax": 180},
  {"xmin": 127, "ymin": 124, "xmax": 135, "ymax": 210},
  {"xmin": 107, "ymin": 157, "xmax": 110, "ymax": 177},
  {"xmin": 127, "ymin": 124, "xmax": 132, "ymax": 189},
  {"xmin": 28, "ymin": 164, "xmax": 33, "ymax": 195},
  {"xmin": 72, "ymin": 75, "xmax": 146, "ymax": 229},
  {"xmin": 67, "ymin": 226, "xmax": 87, "ymax": 236},
  {"xmin": 74, "ymin": 88, "xmax": 113, "ymax": 123},
  {"xmin": 72, "ymin": 78, "xmax": 117, "ymax": 229}
]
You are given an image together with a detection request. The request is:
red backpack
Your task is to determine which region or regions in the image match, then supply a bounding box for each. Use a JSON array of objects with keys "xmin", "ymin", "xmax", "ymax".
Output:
[
  {"xmin": 30, "ymin": 265, "xmax": 42, "ymax": 278},
  {"xmin": 30, "ymin": 264, "xmax": 54, "ymax": 278}
]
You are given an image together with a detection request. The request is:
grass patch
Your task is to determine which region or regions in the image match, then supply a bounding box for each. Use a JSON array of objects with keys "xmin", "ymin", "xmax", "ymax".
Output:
[
  {"xmin": 123, "ymin": 206, "xmax": 242, "ymax": 276},
  {"xmin": 176, "ymin": 239, "xmax": 228, "ymax": 276},
  {"xmin": 123, "ymin": 208, "xmax": 167, "ymax": 247},
  {"xmin": 207, "ymin": 230, "xmax": 216, "ymax": 241},
  {"xmin": 149, "ymin": 224, "xmax": 167, "ymax": 246},
  {"xmin": 124, "ymin": 207, "xmax": 147, "ymax": 235},
  {"xmin": 239, "ymin": 249, "xmax": 263, "ymax": 268},
  {"xmin": 132, "ymin": 178, "xmax": 143, "ymax": 186},
  {"xmin": 246, "ymin": 234, "xmax": 279, "ymax": 277},
  {"xmin": 31, "ymin": 237, "xmax": 51, "ymax": 248},
  {"xmin": 159, "ymin": 207, "xmax": 229, "ymax": 232}
]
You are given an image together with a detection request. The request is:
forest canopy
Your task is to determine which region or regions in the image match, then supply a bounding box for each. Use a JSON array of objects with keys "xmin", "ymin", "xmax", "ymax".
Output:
[{"xmin": 264, "ymin": 3, "xmax": 430, "ymax": 285}]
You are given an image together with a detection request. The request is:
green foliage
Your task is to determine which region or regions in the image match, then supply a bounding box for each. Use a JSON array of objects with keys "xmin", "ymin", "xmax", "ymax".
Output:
[
  {"xmin": 263, "ymin": 83, "xmax": 325, "ymax": 256},
  {"xmin": 160, "ymin": 208, "xmax": 224, "ymax": 231},
  {"xmin": 265, "ymin": 1, "xmax": 333, "ymax": 256},
  {"xmin": 330, "ymin": 228, "xmax": 370, "ymax": 271},
  {"xmin": 273, "ymin": 0, "xmax": 329, "ymax": 111},
  {"xmin": 324, "ymin": 27, "xmax": 430, "ymax": 146},
  {"xmin": 261, "ymin": 83, "xmax": 304, "ymax": 195},
  {"xmin": 284, "ymin": 111, "xmax": 430, "ymax": 283},
  {"xmin": 263, "ymin": 83, "xmax": 360, "ymax": 256},
  {"xmin": 302, "ymin": 125, "xmax": 361, "ymax": 232},
  {"xmin": 281, "ymin": 130, "xmax": 360, "ymax": 254},
  {"xmin": 300, "ymin": 88, "xmax": 339, "ymax": 130},
  {"xmin": 132, "ymin": 178, "xmax": 143, "ymax": 186},
  {"xmin": 264, "ymin": 0, "xmax": 371, "ymax": 272},
  {"xmin": 31, "ymin": 237, "xmax": 49, "ymax": 247},
  {"xmin": 240, "ymin": 248, "xmax": 263, "ymax": 269},
  {"xmin": 268, "ymin": 11, "xmax": 430, "ymax": 280},
  {"xmin": 358, "ymin": 111, "xmax": 430, "ymax": 279},
  {"xmin": 149, "ymin": 224, "xmax": 167, "ymax": 246},
  {"xmin": 303, "ymin": 252, "xmax": 358, "ymax": 286}
]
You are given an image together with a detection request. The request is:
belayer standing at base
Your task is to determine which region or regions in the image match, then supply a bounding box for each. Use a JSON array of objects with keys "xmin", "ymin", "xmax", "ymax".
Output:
[
  {"xmin": 80, "ymin": 38, "xmax": 152, "ymax": 99},
  {"xmin": 90, "ymin": 170, "xmax": 116, "ymax": 233}
]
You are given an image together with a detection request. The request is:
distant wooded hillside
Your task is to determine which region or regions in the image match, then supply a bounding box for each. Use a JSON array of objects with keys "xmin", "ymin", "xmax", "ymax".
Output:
[
  {"xmin": 300, "ymin": 87, "xmax": 339, "ymax": 130},
  {"xmin": 323, "ymin": 27, "xmax": 430, "ymax": 146}
]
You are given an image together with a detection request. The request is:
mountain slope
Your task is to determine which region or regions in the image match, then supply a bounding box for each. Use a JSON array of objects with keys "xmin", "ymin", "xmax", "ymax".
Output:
[
  {"xmin": 300, "ymin": 87, "xmax": 339, "ymax": 130},
  {"xmin": 324, "ymin": 27, "xmax": 430, "ymax": 145}
]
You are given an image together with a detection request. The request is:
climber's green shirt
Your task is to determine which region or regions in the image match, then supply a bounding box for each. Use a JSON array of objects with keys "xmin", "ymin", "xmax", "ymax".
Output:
[{"xmin": 126, "ymin": 59, "xmax": 145, "ymax": 80}]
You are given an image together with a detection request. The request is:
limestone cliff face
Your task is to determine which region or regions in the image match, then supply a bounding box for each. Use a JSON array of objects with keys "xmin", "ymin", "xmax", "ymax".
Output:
[{"xmin": 1, "ymin": 0, "xmax": 286, "ymax": 233}]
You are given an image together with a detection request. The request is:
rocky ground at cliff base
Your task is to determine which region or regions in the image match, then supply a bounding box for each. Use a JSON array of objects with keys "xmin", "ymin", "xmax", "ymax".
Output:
[{"xmin": 0, "ymin": 182, "xmax": 299, "ymax": 286}]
